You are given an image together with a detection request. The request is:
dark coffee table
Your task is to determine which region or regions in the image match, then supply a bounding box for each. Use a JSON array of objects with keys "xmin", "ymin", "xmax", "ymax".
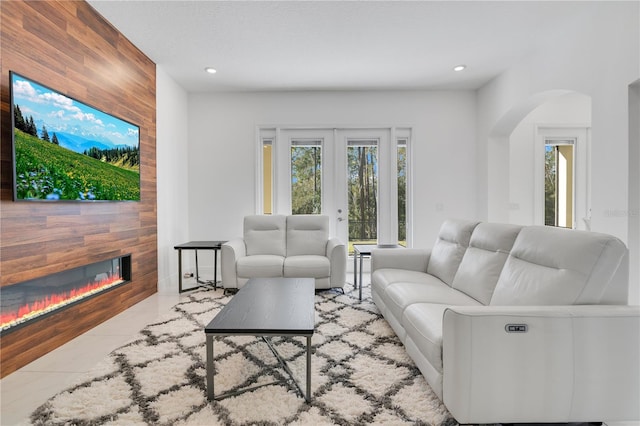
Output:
[{"xmin": 204, "ymin": 277, "xmax": 315, "ymax": 402}]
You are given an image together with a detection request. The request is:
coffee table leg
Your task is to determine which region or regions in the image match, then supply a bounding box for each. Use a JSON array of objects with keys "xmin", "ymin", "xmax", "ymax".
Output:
[
  {"xmin": 206, "ymin": 334, "xmax": 214, "ymax": 401},
  {"xmin": 306, "ymin": 335, "xmax": 311, "ymax": 402}
]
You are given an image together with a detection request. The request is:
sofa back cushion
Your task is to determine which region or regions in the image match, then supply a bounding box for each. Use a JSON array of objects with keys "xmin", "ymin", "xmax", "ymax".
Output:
[
  {"xmin": 426, "ymin": 219, "xmax": 480, "ymax": 286},
  {"xmin": 491, "ymin": 226, "xmax": 628, "ymax": 305},
  {"xmin": 287, "ymin": 215, "xmax": 329, "ymax": 256},
  {"xmin": 452, "ymin": 222, "xmax": 523, "ymax": 305},
  {"xmin": 244, "ymin": 215, "xmax": 287, "ymax": 256}
]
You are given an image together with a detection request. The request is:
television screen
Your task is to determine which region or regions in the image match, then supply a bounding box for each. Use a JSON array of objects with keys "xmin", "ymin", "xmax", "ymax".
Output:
[{"xmin": 10, "ymin": 72, "xmax": 140, "ymax": 201}]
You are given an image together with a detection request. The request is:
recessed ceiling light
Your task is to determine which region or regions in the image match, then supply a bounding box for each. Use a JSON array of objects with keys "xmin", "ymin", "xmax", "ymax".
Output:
[
  {"xmin": 453, "ymin": 65, "xmax": 466, "ymax": 72},
  {"xmin": 205, "ymin": 67, "xmax": 217, "ymax": 74}
]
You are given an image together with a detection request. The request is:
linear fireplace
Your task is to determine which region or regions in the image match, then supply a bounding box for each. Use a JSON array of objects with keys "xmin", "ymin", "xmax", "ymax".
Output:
[{"xmin": 0, "ymin": 254, "xmax": 131, "ymax": 334}]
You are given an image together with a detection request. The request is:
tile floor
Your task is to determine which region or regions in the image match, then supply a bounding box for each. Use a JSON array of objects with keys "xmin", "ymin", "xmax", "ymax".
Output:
[{"xmin": 0, "ymin": 289, "xmax": 184, "ymax": 425}]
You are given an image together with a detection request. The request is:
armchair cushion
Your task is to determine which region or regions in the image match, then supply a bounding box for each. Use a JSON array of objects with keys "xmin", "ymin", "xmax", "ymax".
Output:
[
  {"xmin": 286, "ymin": 214, "xmax": 329, "ymax": 256},
  {"xmin": 237, "ymin": 255, "xmax": 284, "ymax": 278},
  {"xmin": 284, "ymin": 255, "xmax": 330, "ymax": 278},
  {"xmin": 244, "ymin": 215, "xmax": 286, "ymax": 256}
]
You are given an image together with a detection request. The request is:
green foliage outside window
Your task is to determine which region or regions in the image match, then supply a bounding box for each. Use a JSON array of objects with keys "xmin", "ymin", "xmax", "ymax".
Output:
[
  {"xmin": 290, "ymin": 141, "xmax": 408, "ymax": 249},
  {"xmin": 291, "ymin": 145, "xmax": 322, "ymax": 214},
  {"xmin": 348, "ymin": 145, "xmax": 377, "ymax": 242},
  {"xmin": 397, "ymin": 145, "xmax": 407, "ymax": 242},
  {"xmin": 545, "ymin": 146, "xmax": 557, "ymax": 226}
]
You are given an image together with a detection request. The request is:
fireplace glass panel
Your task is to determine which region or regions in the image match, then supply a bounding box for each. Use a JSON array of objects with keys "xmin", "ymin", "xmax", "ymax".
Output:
[{"xmin": 0, "ymin": 255, "xmax": 131, "ymax": 334}]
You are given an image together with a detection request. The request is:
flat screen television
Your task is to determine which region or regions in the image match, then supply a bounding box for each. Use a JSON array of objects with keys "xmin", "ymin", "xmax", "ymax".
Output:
[{"xmin": 10, "ymin": 71, "xmax": 140, "ymax": 201}]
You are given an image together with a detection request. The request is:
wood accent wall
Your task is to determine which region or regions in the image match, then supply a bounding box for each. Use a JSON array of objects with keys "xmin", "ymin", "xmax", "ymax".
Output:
[{"xmin": 0, "ymin": 1, "xmax": 157, "ymax": 377}]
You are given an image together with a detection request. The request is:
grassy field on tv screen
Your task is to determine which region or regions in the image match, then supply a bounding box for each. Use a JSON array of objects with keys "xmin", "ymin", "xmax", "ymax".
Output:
[{"xmin": 14, "ymin": 130, "xmax": 140, "ymax": 201}]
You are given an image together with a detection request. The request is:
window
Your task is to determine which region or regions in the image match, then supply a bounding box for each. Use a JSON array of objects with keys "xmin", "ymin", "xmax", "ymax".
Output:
[
  {"xmin": 545, "ymin": 139, "xmax": 575, "ymax": 228},
  {"xmin": 291, "ymin": 139, "xmax": 322, "ymax": 215},
  {"xmin": 257, "ymin": 126, "xmax": 412, "ymax": 248},
  {"xmin": 347, "ymin": 139, "xmax": 378, "ymax": 245},
  {"xmin": 397, "ymin": 138, "xmax": 408, "ymax": 246},
  {"xmin": 262, "ymin": 139, "xmax": 273, "ymax": 214}
]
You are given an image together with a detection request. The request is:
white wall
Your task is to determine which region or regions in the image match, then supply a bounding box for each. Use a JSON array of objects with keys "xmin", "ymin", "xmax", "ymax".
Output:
[
  {"xmin": 477, "ymin": 2, "xmax": 640, "ymax": 303},
  {"xmin": 187, "ymin": 90, "xmax": 477, "ymax": 252},
  {"xmin": 156, "ymin": 66, "xmax": 190, "ymax": 293}
]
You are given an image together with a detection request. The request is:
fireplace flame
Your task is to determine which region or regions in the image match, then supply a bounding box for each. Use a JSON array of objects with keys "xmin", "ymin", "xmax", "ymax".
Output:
[{"xmin": 0, "ymin": 275, "xmax": 124, "ymax": 332}]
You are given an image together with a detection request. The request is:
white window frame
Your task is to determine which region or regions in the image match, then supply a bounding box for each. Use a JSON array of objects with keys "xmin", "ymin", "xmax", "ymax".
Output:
[
  {"xmin": 395, "ymin": 129, "xmax": 412, "ymax": 246},
  {"xmin": 256, "ymin": 125, "xmax": 413, "ymax": 246},
  {"xmin": 534, "ymin": 125, "xmax": 590, "ymax": 230}
]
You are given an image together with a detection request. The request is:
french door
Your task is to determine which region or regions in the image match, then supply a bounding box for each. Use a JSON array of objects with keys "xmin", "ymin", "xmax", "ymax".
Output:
[
  {"xmin": 335, "ymin": 129, "xmax": 389, "ymax": 249},
  {"xmin": 258, "ymin": 127, "xmax": 410, "ymax": 250}
]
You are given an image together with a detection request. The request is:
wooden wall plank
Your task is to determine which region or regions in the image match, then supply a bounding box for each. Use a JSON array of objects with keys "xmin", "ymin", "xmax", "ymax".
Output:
[{"xmin": 0, "ymin": 0, "xmax": 157, "ymax": 377}]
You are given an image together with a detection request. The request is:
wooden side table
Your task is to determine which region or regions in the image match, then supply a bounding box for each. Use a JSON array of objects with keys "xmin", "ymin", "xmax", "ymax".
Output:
[
  {"xmin": 353, "ymin": 244, "xmax": 404, "ymax": 300},
  {"xmin": 174, "ymin": 241, "xmax": 226, "ymax": 293}
]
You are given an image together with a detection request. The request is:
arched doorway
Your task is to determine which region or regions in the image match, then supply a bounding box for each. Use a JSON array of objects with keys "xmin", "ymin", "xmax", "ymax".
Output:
[{"xmin": 486, "ymin": 90, "xmax": 592, "ymax": 230}]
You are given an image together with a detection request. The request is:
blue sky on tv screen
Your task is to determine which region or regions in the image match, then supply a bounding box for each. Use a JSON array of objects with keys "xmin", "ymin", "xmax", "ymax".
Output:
[{"xmin": 12, "ymin": 74, "xmax": 139, "ymax": 154}]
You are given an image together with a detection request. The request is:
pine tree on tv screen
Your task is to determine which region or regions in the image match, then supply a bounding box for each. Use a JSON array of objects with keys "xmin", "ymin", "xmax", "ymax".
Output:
[{"xmin": 11, "ymin": 72, "xmax": 141, "ymax": 201}]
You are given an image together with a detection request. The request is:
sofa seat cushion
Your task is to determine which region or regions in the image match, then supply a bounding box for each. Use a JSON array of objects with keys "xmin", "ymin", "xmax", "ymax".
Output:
[
  {"xmin": 284, "ymin": 255, "xmax": 330, "ymax": 278},
  {"xmin": 237, "ymin": 255, "xmax": 284, "ymax": 278},
  {"xmin": 403, "ymin": 303, "xmax": 449, "ymax": 373},
  {"xmin": 372, "ymin": 269, "xmax": 435, "ymax": 296},
  {"xmin": 385, "ymin": 281, "xmax": 481, "ymax": 322}
]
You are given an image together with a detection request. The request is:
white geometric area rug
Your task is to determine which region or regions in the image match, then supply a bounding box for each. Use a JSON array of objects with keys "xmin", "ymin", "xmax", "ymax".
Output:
[{"xmin": 29, "ymin": 286, "xmax": 457, "ymax": 426}]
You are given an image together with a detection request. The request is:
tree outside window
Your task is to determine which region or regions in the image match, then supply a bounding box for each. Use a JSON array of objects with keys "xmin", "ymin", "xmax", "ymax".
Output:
[{"xmin": 291, "ymin": 143, "xmax": 322, "ymax": 215}]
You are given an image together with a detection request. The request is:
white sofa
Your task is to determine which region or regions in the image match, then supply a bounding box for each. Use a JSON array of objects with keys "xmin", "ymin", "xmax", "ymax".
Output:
[
  {"xmin": 221, "ymin": 214, "xmax": 347, "ymax": 290},
  {"xmin": 371, "ymin": 219, "xmax": 640, "ymax": 425}
]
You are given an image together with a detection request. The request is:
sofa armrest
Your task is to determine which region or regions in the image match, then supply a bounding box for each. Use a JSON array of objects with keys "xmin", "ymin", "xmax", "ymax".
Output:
[
  {"xmin": 371, "ymin": 248, "xmax": 430, "ymax": 274},
  {"xmin": 442, "ymin": 305, "xmax": 640, "ymax": 424},
  {"xmin": 327, "ymin": 237, "xmax": 347, "ymax": 288},
  {"xmin": 221, "ymin": 238, "xmax": 246, "ymax": 289}
]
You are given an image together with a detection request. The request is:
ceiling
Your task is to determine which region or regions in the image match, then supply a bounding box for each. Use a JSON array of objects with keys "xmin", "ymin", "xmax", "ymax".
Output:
[{"xmin": 87, "ymin": 1, "xmax": 599, "ymax": 93}]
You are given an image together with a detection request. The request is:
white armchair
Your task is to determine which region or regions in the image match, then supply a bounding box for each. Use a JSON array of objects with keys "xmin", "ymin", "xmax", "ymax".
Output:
[{"xmin": 221, "ymin": 215, "xmax": 346, "ymax": 290}]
